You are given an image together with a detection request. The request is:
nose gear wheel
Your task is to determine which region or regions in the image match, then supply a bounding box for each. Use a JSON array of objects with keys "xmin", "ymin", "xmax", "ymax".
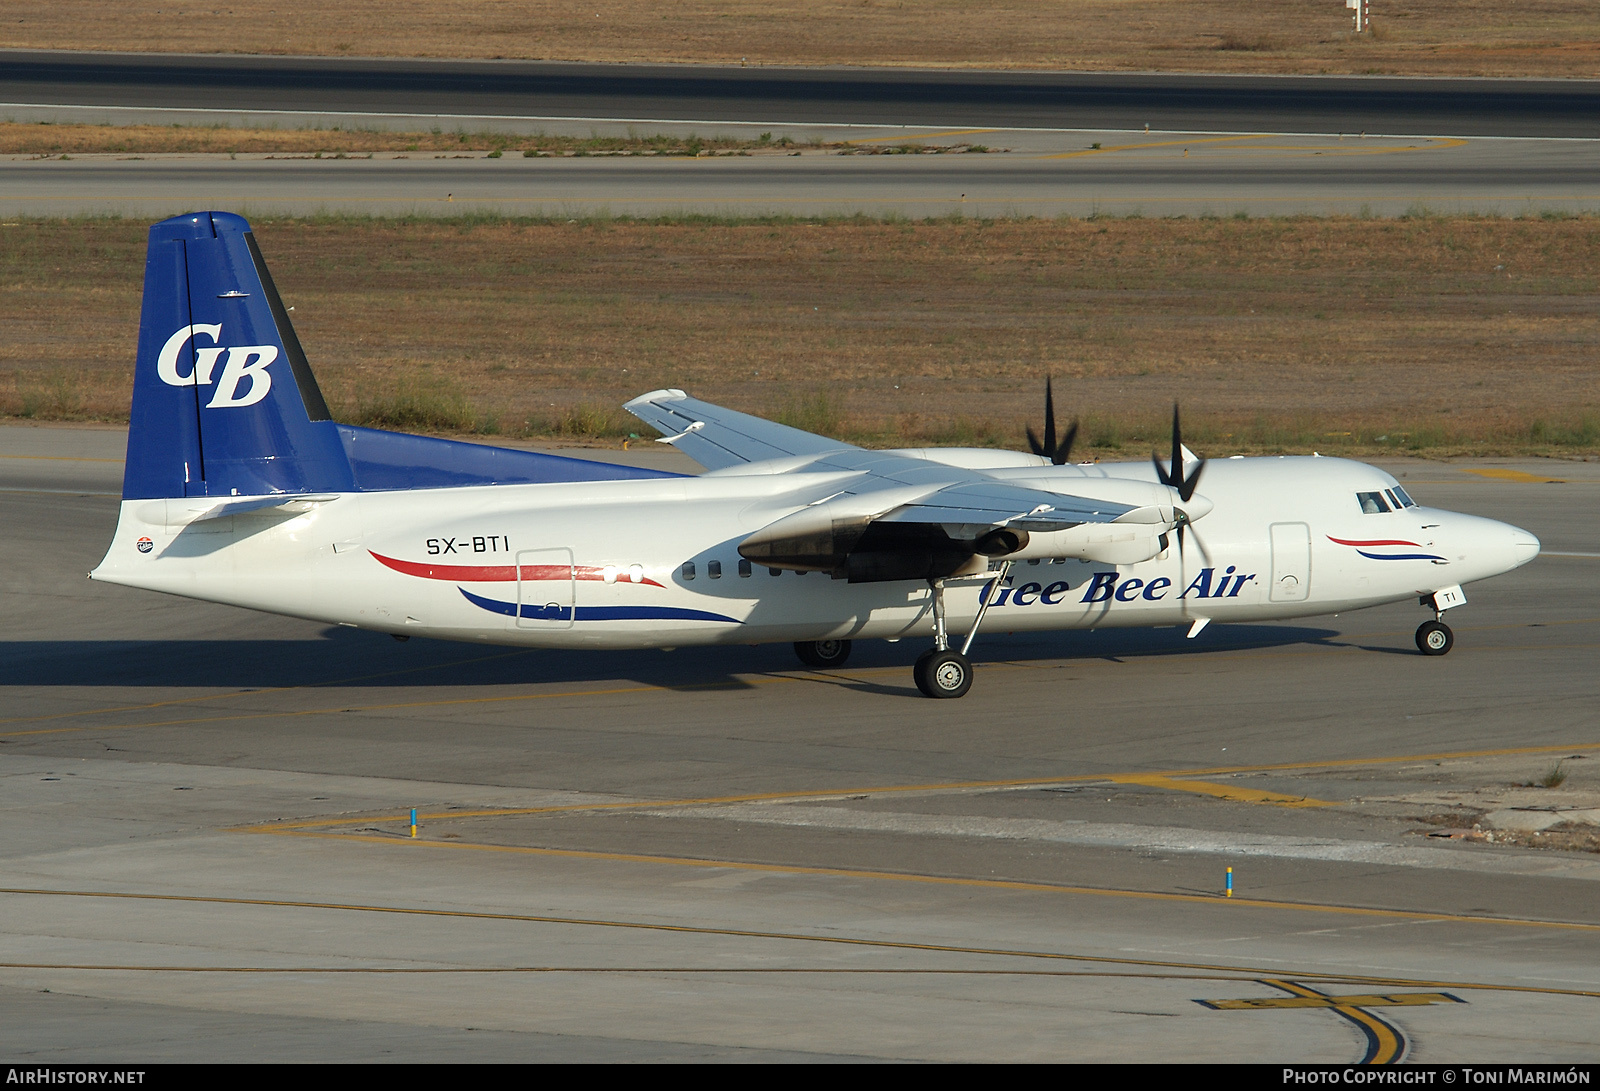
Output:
[{"xmin": 1416, "ymin": 620, "xmax": 1454, "ymax": 656}]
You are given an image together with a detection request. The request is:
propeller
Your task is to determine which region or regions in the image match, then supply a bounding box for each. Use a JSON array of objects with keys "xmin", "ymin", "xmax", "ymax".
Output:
[
  {"xmin": 1025, "ymin": 377, "xmax": 1080, "ymax": 466},
  {"xmin": 1152, "ymin": 403, "xmax": 1206, "ymax": 556}
]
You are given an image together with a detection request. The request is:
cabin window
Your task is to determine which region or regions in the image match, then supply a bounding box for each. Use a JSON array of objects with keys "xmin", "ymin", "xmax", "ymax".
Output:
[
  {"xmin": 738, "ymin": 559, "xmax": 752, "ymax": 578},
  {"xmin": 708, "ymin": 559, "xmax": 722, "ymax": 579},
  {"xmin": 1357, "ymin": 491, "xmax": 1391, "ymax": 514},
  {"xmin": 768, "ymin": 567, "xmax": 782, "ymax": 577},
  {"xmin": 681, "ymin": 561, "xmax": 695, "ymax": 581}
]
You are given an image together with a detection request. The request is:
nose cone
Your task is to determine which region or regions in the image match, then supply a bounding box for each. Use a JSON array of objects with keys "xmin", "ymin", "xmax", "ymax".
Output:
[
  {"xmin": 1180, "ymin": 492, "xmax": 1215, "ymax": 523},
  {"xmin": 1510, "ymin": 527, "xmax": 1541, "ymax": 569},
  {"xmin": 1432, "ymin": 512, "xmax": 1541, "ymax": 583}
]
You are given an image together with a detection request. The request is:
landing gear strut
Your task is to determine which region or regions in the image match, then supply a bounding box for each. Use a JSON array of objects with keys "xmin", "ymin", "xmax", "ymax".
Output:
[
  {"xmin": 1416, "ymin": 586, "xmax": 1463, "ymax": 656},
  {"xmin": 794, "ymin": 638, "xmax": 852, "ymax": 669},
  {"xmin": 913, "ymin": 562, "xmax": 1010, "ymax": 699}
]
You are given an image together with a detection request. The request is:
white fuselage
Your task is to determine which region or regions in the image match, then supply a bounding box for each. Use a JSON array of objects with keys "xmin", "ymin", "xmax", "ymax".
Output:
[{"xmin": 91, "ymin": 455, "xmax": 1540, "ymax": 650}]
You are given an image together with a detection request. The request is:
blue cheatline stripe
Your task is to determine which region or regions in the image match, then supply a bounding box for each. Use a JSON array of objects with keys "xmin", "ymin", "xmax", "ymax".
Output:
[
  {"xmin": 1356, "ymin": 550, "xmax": 1447, "ymax": 562},
  {"xmin": 458, "ymin": 587, "xmax": 739, "ymax": 624}
]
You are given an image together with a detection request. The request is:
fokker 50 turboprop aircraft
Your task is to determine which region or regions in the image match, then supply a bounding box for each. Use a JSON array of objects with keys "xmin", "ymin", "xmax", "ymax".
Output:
[{"xmin": 92, "ymin": 212, "xmax": 1542, "ymax": 698}]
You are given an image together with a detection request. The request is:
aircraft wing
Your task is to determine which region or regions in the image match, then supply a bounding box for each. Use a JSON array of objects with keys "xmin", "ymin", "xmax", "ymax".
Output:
[
  {"xmin": 623, "ymin": 388, "xmax": 858, "ymax": 471},
  {"xmin": 874, "ymin": 480, "xmax": 1129, "ymax": 533}
]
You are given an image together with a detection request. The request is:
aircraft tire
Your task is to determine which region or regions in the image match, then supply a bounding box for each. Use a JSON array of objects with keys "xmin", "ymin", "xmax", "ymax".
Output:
[
  {"xmin": 914, "ymin": 649, "xmax": 973, "ymax": 699},
  {"xmin": 1416, "ymin": 620, "xmax": 1454, "ymax": 656},
  {"xmin": 794, "ymin": 639, "xmax": 852, "ymax": 669}
]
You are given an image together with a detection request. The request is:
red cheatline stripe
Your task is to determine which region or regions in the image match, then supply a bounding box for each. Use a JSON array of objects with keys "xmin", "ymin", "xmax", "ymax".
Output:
[
  {"xmin": 1327, "ymin": 536, "xmax": 1422, "ymax": 548},
  {"xmin": 369, "ymin": 551, "xmax": 663, "ymax": 588}
]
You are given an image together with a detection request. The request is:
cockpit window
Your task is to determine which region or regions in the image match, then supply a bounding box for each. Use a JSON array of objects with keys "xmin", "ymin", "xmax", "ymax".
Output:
[
  {"xmin": 1357, "ymin": 491, "xmax": 1391, "ymax": 514},
  {"xmin": 1392, "ymin": 486, "xmax": 1417, "ymax": 508}
]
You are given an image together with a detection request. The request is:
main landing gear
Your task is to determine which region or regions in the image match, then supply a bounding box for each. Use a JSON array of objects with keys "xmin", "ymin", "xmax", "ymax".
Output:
[
  {"xmin": 794, "ymin": 638, "xmax": 852, "ymax": 669},
  {"xmin": 913, "ymin": 561, "xmax": 1012, "ymax": 699},
  {"xmin": 914, "ymin": 647, "xmax": 972, "ymax": 699}
]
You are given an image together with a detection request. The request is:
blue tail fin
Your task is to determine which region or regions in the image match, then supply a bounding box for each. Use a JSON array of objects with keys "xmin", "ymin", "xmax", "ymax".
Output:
[
  {"xmin": 123, "ymin": 211, "xmax": 680, "ymax": 500},
  {"xmin": 124, "ymin": 211, "xmax": 354, "ymax": 499}
]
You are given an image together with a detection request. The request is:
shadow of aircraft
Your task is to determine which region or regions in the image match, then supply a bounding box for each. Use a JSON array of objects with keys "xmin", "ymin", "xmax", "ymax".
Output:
[{"xmin": 0, "ymin": 622, "xmax": 1347, "ymax": 693}]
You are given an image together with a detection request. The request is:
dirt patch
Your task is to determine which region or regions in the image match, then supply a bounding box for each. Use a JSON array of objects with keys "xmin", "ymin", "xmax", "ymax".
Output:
[
  {"xmin": 2, "ymin": 215, "xmax": 1597, "ymax": 452},
  {"xmin": 1418, "ymin": 823, "xmax": 1600, "ymax": 853},
  {"xmin": 5, "ymin": 1, "xmax": 1599, "ymax": 78},
  {"xmin": 0, "ymin": 123, "xmax": 998, "ymax": 158}
]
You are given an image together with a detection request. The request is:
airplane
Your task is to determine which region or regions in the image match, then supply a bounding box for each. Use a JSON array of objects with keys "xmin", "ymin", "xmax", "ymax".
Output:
[{"xmin": 90, "ymin": 211, "xmax": 1542, "ymax": 698}]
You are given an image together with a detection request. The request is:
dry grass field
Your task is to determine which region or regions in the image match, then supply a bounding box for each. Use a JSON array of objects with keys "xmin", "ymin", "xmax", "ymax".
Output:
[
  {"xmin": 0, "ymin": 122, "xmax": 869, "ymax": 157},
  {"xmin": 0, "ymin": 122, "xmax": 1001, "ymax": 157},
  {"xmin": 5, "ymin": 1, "xmax": 1599, "ymax": 79},
  {"xmin": 3, "ymin": 215, "xmax": 1597, "ymax": 458}
]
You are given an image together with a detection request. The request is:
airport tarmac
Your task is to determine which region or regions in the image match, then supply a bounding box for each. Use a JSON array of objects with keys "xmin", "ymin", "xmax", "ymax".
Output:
[
  {"xmin": 5, "ymin": 127, "xmax": 1599, "ymax": 219},
  {"xmin": 5, "ymin": 52, "xmax": 1600, "ymax": 139},
  {"xmin": 1, "ymin": 423, "xmax": 1598, "ymax": 1062}
]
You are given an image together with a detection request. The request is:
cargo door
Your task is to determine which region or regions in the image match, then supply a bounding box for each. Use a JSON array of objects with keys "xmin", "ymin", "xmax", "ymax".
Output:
[
  {"xmin": 1269, "ymin": 522, "xmax": 1312, "ymax": 602},
  {"xmin": 516, "ymin": 548, "xmax": 575, "ymax": 629}
]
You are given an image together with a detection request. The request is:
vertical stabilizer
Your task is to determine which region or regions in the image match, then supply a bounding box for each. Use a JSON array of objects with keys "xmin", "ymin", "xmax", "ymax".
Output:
[{"xmin": 122, "ymin": 211, "xmax": 354, "ymax": 499}]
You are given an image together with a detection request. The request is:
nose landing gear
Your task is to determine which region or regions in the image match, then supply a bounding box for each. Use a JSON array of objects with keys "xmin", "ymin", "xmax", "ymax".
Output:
[
  {"xmin": 1416, "ymin": 620, "xmax": 1454, "ymax": 656},
  {"xmin": 1417, "ymin": 585, "xmax": 1464, "ymax": 656}
]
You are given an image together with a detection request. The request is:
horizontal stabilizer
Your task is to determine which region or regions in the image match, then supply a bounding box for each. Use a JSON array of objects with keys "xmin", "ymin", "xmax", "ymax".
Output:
[{"xmin": 624, "ymin": 389, "xmax": 857, "ymax": 471}]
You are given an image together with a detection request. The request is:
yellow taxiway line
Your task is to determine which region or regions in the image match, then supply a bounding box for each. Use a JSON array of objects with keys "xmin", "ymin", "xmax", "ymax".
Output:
[
  {"xmin": 1261, "ymin": 979, "xmax": 1411, "ymax": 1064},
  {"xmin": 1461, "ymin": 468, "xmax": 1568, "ymax": 484},
  {"xmin": 235, "ymin": 828, "xmax": 1600, "ymax": 935},
  {"xmin": 234, "ymin": 739, "xmax": 1597, "ymax": 832}
]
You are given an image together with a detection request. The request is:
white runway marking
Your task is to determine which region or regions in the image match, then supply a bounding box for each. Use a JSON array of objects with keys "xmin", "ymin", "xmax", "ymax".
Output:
[{"xmin": 653, "ymin": 802, "xmax": 1600, "ymax": 881}]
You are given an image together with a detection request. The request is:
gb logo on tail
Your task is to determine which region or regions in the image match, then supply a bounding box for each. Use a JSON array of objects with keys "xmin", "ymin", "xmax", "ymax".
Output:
[{"xmin": 157, "ymin": 325, "xmax": 277, "ymax": 408}]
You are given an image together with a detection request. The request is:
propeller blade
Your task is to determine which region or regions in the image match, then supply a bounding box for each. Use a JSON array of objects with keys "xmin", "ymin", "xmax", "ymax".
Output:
[
  {"xmin": 1170, "ymin": 404, "xmax": 1184, "ymax": 495},
  {"xmin": 1154, "ymin": 402, "xmax": 1206, "ymax": 501},
  {"xmin": 1043, "ymin": 377, "xmax": 1057, "ymax": 460},
  {"xmin": 1179, "ymin": 458, "xmax": 1204, "ymax": 503},
  {"xmin": 1054, "ymin": 419, "xmax": 1079, "ymax": 466},
  {"xmin": 1026, "ymin": 425, "xmax": 1046, "ymax": 457},
  {"xmin": 1027, "ymin": 377, "xmax": 1082, "ymax": 465}
]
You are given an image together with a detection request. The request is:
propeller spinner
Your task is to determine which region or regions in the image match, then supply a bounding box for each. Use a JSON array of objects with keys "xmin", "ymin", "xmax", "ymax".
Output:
[{"xmin": 1026, "ymin": 377, "xmax": 1080, "ymax": 466}]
